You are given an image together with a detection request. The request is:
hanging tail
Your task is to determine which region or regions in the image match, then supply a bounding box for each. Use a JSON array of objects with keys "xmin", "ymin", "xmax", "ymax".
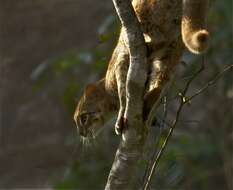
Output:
[{"xmin": 182, "ymin": 0, "xmax": 210, "ymax": 54}]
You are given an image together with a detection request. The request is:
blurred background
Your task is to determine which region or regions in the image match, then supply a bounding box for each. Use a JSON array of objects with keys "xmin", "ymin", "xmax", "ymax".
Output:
[{"xmin": 0, "ymin": 0, "xmax": 232, "ymax": 189}]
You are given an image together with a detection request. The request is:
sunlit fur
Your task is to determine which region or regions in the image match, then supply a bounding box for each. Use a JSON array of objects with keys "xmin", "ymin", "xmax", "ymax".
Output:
[
  {"xmin": 74, "ymin": 79, "xmax": 117, "ymax": 141},
  {"xmin": 182, "ymin": 0, "xmax": 209, "ymax": 54},
  {"xmin": 74, "ymin": 0, "xmax": 210, "ymax": 140}
]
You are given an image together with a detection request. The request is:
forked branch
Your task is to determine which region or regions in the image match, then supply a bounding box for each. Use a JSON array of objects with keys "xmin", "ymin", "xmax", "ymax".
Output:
[{"xmin": 142, "ymin": 62, "xmax": 233, "ymax": 190}]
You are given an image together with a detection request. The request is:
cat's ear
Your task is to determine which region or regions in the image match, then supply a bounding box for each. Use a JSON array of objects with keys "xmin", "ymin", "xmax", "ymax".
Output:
[{"xmin": 85, "ymin": 84, "xmax": 98, "ymax": 96}]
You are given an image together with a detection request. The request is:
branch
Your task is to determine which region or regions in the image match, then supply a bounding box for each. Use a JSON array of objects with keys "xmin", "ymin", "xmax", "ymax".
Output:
[
  {"xmin": 142, "ymin": 57, "xmax": 205, "ymax": 190},
  {"xmin": 105, "ymin": 0, "xmax": 147, "ymax": 189},
  {"xmin": 142, "ymin": 62, "xmax": 233, "ymax": 189},
  {"xmin": 187, "ymin": 64, "xmax": 233, "ymax": 101},
  {"xmin": 115, "ymin": 0, "xmax": 148, "ymax": 122}
]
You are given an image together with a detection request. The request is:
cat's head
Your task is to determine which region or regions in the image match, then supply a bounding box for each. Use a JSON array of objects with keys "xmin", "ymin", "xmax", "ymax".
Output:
[{"xmin": 73, "ymin": 79, "xmax": 117, "ymax": 139}]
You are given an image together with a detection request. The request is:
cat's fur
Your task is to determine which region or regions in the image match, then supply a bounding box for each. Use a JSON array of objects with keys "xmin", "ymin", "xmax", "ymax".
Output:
[{"xmin": 74, "ymin": 0, "xmax": 209, "ymax": 138}]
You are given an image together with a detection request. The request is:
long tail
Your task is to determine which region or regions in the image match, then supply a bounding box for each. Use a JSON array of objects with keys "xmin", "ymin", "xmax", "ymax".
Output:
[{"xmin": 182, "ymin": 0, "xmax": 210, "ymax": 54}]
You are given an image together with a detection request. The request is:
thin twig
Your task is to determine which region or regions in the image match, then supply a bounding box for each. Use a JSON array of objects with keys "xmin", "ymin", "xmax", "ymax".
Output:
[
  {"xmin": 142, "ymin": 95, "xmax": 185, "ymax": 190},
  {"xmin": 142, "ymin": 57, "xmax": 206, "ymax": 190},
  {"xmin": 142, "ymin": 61, "xmax": 233, "ymax": 190},
  {"xmin": 187, "ymin": 64, "xmax": 233, "ymax": 101},
  {"xmin": 142, "ymin": 96, "xmax": 168, "ymax": 186},
  {"xmin": 183, "ymin": 57, "xmax": 205, "ymax": 95}
]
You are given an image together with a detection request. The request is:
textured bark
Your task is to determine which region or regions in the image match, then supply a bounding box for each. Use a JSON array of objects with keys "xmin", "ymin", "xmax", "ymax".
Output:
[{"xmin": 105, "ymin": 0, "xmax": 147, "ymax": 189}]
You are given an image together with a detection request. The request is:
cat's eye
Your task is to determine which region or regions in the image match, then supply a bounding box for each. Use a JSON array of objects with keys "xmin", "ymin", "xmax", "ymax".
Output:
[
  {"xmin": 92, "ymin": 117, "xmax": 100, "ymax": 123},
  {"xmin": 79, "ymin": 114, "xmax": 89, "ymax": 126}
]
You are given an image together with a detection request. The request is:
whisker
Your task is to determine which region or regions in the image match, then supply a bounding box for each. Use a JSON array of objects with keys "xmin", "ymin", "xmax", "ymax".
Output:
[
  {"xmin": 80, "ymin": 136, "xmax": 84, "ymax": 151},
  {"xmin": 91, "ymin": 129, "xmax": 96, "ymax": 139},
  {"xmin": 81, "ymin": 136, "xmax": 85, "ymax": 147},
  {"xmin": 84, "ymin": 137, "xmax": 88, "ymax": 147},
  {"xmin": 86, "ymin": 137, "xmax": 91, "ymax": 148}
]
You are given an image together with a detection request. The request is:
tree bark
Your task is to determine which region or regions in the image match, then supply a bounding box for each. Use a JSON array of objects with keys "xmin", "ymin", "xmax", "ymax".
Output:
[
  {"xmin": 105, "ymin": 0, "xmax": 212, "ymax": 189},
  {"xmin": 105, "ymin": 0, "xmax": 148, "ymax": 189}
]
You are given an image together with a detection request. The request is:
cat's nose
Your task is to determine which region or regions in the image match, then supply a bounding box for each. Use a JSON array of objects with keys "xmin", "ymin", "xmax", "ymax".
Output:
[{"xmin": 74, "ymin": 115, "xmax": 87, "ymax": 137}]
